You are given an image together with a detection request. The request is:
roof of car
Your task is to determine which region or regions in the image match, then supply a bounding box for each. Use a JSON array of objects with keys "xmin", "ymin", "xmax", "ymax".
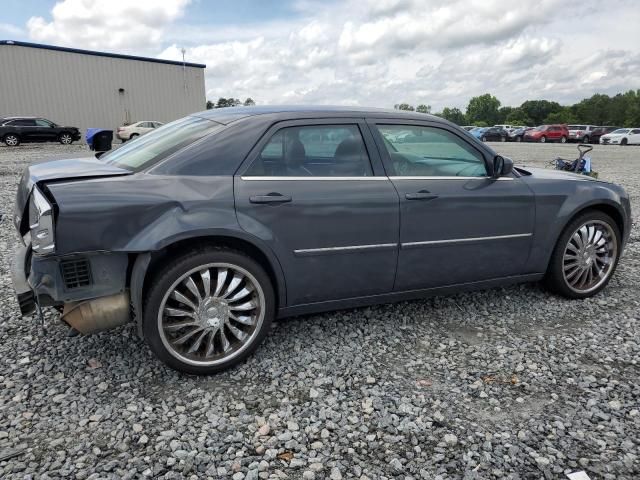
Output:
[{"xmin": 193, "ymin": 105, "xmax": 444, "ymax": 125}]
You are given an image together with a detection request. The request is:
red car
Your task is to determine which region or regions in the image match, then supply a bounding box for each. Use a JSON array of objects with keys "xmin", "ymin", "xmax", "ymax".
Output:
[{"xmin": 523, "ymin": 124, "xmax": 569, "ymax": 143}]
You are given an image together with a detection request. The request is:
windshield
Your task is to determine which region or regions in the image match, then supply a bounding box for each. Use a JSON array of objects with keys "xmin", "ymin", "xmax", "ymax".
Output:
[
  {"xmin": 610, "ymin": 129, "xmax": 629, "ymax": 134},
  {"xmin": 102, "ymin": 116, "xmax": 222, "ymax": 171}
]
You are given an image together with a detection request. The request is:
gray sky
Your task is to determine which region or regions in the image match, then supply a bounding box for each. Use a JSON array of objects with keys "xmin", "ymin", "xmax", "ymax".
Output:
[{"xmin": 3, "ymin": 0, "xmax": 639, "ymax": 110}]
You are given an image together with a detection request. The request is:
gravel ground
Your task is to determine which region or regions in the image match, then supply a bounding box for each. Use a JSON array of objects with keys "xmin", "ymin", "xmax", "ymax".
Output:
[{"xmin": 0, "ymin": 142, "xmax": 639, "ymax": 479}]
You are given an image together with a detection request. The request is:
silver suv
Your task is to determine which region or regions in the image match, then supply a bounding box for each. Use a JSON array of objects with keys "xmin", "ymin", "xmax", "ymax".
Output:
[{"xmin": 567, "ymin": 125, "xmax": 596, "ymax": 143}]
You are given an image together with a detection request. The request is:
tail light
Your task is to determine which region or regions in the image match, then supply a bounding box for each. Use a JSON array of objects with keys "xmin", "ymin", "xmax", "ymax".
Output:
[{"xmin": 29, "ymin": 187, "xmax": 55, "ymax": 254}]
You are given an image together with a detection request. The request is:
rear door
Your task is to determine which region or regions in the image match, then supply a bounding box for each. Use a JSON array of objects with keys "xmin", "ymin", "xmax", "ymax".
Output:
[
  {"xmin": 234, "ymin": 118, "xmax": 400, "ymax": 306},
  {"xmin": 368, "ymin": 119, "xmax": 535, "ymax": 291},
  {"xmin": 10, "ymin": 119, "xmax": 38, "ymax": 141}
]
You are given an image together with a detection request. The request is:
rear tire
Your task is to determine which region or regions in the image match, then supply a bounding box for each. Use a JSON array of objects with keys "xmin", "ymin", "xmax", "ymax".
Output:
[
  {"xmin": 544, "ymin": 210, "xmax": 620, "ymax": 299},
  {"xmin": 143, "ymin": 247, "xmax": 275, "ymax": 374},
  {"xmin": 3, "ymin": 134, "xmax": 20, "ymax": 146},
  {"xmin": 560, "ymin": 136, "xmax": 567, "ymax": 143},
  {"xmin": 583, "ymin": 135, "xmax": 590, "ymax": 143},
  {"xmin": 129, "ymin": 133, "xmax": 139, "ymax": 140}
]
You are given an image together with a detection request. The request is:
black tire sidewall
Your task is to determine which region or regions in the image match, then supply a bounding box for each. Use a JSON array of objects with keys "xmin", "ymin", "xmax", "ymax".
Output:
[
  {"xmin": 59, "ymin": 133, "xmax": 73, "ymax": 144},
  {"xmin": 143, "ymin": 248, "xmax": 275, "ymax": 374},
  {"xmin": 545, "ymin": 210, "xmax": 621, "ymax": 299}
]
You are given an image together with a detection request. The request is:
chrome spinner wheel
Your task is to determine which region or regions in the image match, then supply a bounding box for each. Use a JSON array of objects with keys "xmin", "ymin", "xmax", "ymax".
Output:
[
  {"xmin": 562, "ymin": 220, "xmax": 618, "ymax": 294},
  {"xmin": 158, "ymin": 263, "xmax": 265, "ymax": 367}
]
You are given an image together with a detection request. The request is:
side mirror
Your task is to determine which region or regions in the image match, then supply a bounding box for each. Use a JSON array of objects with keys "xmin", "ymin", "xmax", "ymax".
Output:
[{"xmin": 492, "ymin": 155, "xmax": 513, "ymax": 178}]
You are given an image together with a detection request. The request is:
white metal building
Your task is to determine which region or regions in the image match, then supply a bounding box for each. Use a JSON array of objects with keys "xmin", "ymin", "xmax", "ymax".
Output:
[{"xmin": 0, "ymin": 40, "xmax": 206, "ymax": 136}]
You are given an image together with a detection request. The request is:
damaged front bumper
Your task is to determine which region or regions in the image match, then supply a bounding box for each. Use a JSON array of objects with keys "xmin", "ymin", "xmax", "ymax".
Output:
[{"xmin": 10, "ymin": 244, "xmax": 132, "ymax": 333}]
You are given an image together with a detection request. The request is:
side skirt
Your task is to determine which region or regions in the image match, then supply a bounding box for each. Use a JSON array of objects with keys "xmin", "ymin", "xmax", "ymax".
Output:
[{"xmin": 276, "ymin": 273, "xmax": 545, "ymax": 318}]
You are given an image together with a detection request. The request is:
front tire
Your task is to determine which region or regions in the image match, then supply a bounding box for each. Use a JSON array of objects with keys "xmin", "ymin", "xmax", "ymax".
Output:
[
  {"xmin": 583, "ymin": 135, "xmax": 590, "ymax": 143},
  {"xmin": 560, "ymin": 136, "xmax": 567, "ymax": 143},
  {"xmin": 545, "ymin": 211, "xmax": 620, "ymax": 299},
  {"xmin": 3, "ymin": 134, "xmax": 20, "ymax": 146},
  {"xmin": 540, "ymin": 136, "xmax": 547, "ymax": 143},
  {"xmin": 59, "ymin": 133, "xmax": 74, "ymax": 145},
  {"xmin": 621, "ymin": 138, "xmax": 628, "ymax": 146},
  {"xmin": 143, "ymin": 248, "xmax": 275, "ymax": 374}
]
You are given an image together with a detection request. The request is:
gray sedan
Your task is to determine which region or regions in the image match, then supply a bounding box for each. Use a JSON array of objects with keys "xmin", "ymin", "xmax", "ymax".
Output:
[{"xmin": 11, "ymin": 106, "xmax": 631, "ymax": 374}]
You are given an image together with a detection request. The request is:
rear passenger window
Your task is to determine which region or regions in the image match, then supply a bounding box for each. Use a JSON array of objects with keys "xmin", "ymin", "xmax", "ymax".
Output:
[{"xmin": 244, "ymin": 125, "xmax": 373, "ymax": 177}]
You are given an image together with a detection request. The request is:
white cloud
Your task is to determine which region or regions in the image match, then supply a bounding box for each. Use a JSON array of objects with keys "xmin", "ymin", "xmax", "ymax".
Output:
[
  {"xmin": 0, "ymin": 23, "xmax": 24, "ymax": 36},
  {"xmin": 23, "ymin": 0, "xmax": 640, "ymax": 109},
  {"xmin": 27, "ymin": 0, "xmax": 190, "ymax": 52}
]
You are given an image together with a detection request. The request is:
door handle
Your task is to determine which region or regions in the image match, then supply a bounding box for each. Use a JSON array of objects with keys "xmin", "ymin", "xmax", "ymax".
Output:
[
  {"xmin": 405, "ymin": 190, "xmax": 438, "ymax": 201},
  {"xmin": 249, "ymin": 193, "xmax": 292, "ymax": 204}
]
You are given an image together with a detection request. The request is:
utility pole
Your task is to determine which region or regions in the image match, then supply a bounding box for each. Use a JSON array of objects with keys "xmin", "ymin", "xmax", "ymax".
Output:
[{"xmin": 181, "ymin": 48, "xmax": 187, "ymax": 93}]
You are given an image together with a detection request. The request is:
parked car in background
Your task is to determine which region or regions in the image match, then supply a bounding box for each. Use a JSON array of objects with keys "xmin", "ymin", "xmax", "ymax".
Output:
[
  {"xmin": 11, "ymin": 106, "xmax": 631, "ymax": 374},
  {"xmin": 480, "ymin": 126, "xmax": 509, "ymax": 142},
  {"xmin": 116, "ymin": 121, "xmax": 164, "ymax": 142},
  {"xmin": 523, "ymin": 125, "xmax": 569, "ymax": 143},
  {"xmin": 567, "ymin": 125, "xmax": 596, "ymax": 143},
  {"xmin": 590, "ymin": 126, "xmax": 622, "ymax": 144},
  {"xmin": 600, "ymin": 128, "xmax": 640, "ymax": 145},
  {"xmin": 0, "ymin": 117, "xmax": 81, "ymax": 146},
  {"xmin": 494, "ymin": 124, "xmax": 513, "ymax": 133},
  {"xmin": 469, "ymin": 127, "xmax": 488, "ymax": 139},
  {"xmin": 462, "ymin": 126, "xmax": 475, "ymax": 131},
  {"xmin": 508, "ymin": 127, "xmax": 533, "ymax": 142}
]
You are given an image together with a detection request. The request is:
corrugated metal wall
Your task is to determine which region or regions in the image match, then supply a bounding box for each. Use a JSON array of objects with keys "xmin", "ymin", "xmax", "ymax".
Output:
[{"xmin": 0, "ymin": 44, "xmax": 206, "ymax": 138}]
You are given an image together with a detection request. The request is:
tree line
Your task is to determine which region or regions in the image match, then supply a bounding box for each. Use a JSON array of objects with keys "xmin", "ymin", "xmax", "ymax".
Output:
[
  {"xmin": 207, "ymin": 90, "xmax": 640, "ymax": 127},
  {"xmin": 395, "ymin": 90, "xmax": 640, "ymax": 127},
  {"xmin": 206, "ymin": 97, "xmax": 255, "ymax": 109}
]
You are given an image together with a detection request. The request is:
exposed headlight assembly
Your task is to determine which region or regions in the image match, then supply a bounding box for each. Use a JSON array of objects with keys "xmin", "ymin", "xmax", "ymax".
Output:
[{"xmin": 29, "ymin": 187, "xmax": 55, "ymax": 254}]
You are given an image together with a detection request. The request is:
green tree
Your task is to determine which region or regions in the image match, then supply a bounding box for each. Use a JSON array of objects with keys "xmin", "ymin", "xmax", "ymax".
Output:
[
  {"xmin": 437, "ymin": 107, "xmax": 466, "ymax": 125},
  {"xmin": 519, "ymin": 100, "xmax": 562, "ymax": 125},
  {"xmin": 543, "ymin": 107, "xmax": 577, "ymax": 124},
  {"xmin": 466, "ymin": 94, "xmax": 501, "ymax": 125},
  {"xmin": 243, "ymin": 97, "xmax": 256, "ymax": 106},
  {"xmin": 504, "ymin": 107, "xmax": 532, "ymax": 126},
  {"xmin": 416, "ymin": 104, "xmax": 431, "ymax": 114},
  {"xmin": 206, "ymin": 100, "xmax": 214, "ymax": 109},
  {"xmin": 498, "ymin": 106, "xmax": 514, "ymax": 123},
  {"xmin": 394, "ymin": 103, "xmax": 415, "ymax": 111}
]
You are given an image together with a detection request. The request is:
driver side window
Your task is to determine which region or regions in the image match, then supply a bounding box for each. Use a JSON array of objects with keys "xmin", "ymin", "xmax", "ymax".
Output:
[{"xmin": 376, "ymin": 125, "xmax": 487, "ymax": 177}]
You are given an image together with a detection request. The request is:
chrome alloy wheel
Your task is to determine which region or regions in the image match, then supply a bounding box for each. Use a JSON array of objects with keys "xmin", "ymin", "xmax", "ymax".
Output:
[
  {"xmin": 562, "ymin": 220, "xmax": 618, "ymax": 294},
  {"xmin": 5, "ymin": 135, "xmax": 18, "ymax": 146},
  {"xmin": 158, "ymin": 263, "xmax": 265, "ymax": 367},
  {"xmin": 60, "ymin": 133, "xmax": 73, "ymax": 144}
]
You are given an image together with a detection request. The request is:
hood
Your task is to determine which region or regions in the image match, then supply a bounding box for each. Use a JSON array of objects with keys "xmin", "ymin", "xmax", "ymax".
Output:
[
  {"xmin": 25, "ymin": 156, "xmax": 131, "ymax": 186},
  {"xmin": 517, "ymin": 166, "xmax": 597, "ymax": 182},
  {"xmin": 14, "ymin": 156, "xmax": 132, "ymax": 232}
]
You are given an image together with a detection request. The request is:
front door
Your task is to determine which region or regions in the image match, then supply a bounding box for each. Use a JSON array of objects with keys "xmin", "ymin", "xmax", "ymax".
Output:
[
  {"xmin": 234, "ymin": 119, "xmax": 400, "ymax": 306},
  {"xmin": 35, "ymin": 119, "xmax": 58, "ymax": 141},
  {"xmin": 369, "ymin": 120, "xmax": 535, "ymax": 291}
]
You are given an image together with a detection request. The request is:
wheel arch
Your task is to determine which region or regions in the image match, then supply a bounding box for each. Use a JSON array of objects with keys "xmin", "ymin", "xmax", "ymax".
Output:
[
  {"xmin": 130, "ymin": 233, "xmax": 287, "ymax": 338},
  {"xmin": 2, "ymin": 131, "xmax": 21, "ymax": 141},
  {"xmin": 542, "ymin": 200, "xmax": 627, "ymax": 273}
]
